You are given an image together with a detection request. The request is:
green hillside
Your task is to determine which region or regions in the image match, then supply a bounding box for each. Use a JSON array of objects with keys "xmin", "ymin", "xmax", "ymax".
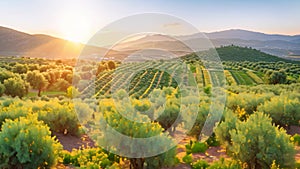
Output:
[{"xmin": 215, "ymin": 45, "xmax": 295, "ymax": 62}]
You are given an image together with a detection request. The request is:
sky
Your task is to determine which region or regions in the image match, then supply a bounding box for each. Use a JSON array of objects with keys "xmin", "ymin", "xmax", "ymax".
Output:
[{"xmin": 0, "ymin": 0, "xmax": 299, "ymax": 43}]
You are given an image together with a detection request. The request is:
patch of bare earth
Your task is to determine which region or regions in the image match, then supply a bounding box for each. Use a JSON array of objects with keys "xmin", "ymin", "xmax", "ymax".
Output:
[
  {"xmin": 54, "ymin": 132, "xmax": 95, "ymax": 151},
  {"xmin": 54, "ymin": 126, "xmax": 300, "ymax": 168}
]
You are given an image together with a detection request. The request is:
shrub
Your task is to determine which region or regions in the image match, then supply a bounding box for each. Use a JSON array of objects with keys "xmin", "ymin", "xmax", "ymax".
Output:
[
  {"xmin": 0, "ymin": 103, "xmax": 28, "ymax": 128},
  {"xmin": 182, "ymin": 154, "xmax": 193, "ymax": 165},
  {"xmin": 292, "ymin": 134, "xmax": 300, "ymax": 146},
  {"xmin": 186, "ymin": 140, "xmax": 208, "ymax": 154},
  {"xmin": 0, "ymin": 98, "xmax": 82, "ymax": 136},
  {"xmin": 37, "ymin": 101, "xmax": 80, "ymax": 135},
  {"xmin": 3, "ymin": 77, "xmax": 29, "ymax": 98},
  {"xmin": 61, "ymin": 147, "xmax": 119, "ymax": 168},
  {"xmin": 192, "ymin": 159, "xmax": 210, "ymax": 169},
  {"xmin": 187, "ymin": 102, "xmax": 210, "ymax": 138},
  {"xmin": 0, "ymin": 114, "xmax": 62, "ymax": 169},
  {"xmin": 208, "ymin": 158, "xmax": 242, "ymax": 169},
  {"xmin": 145, "ymin": 147, "xmax": 179, "ymax": 169},
  {"xmin": 217, "ymin": 112, "xmax": 295, "ymax": 168},
  {"xmin": 257, "ymin": 96, "xmax": 300, "ymax": 127},
  {"xmin": 215, "ymin": 109, "xmax": 238, "ymax": 150},
  {"xmin": 206, "ymin": 133, "xmax": 220, "ymax": 147},
  {"xmin": 97, "ymin": 98, "xmax": 177, "ymax": 169},
  {"xmin": 0, "ymin": 83, "xmax": 5, "ymax": 96}
]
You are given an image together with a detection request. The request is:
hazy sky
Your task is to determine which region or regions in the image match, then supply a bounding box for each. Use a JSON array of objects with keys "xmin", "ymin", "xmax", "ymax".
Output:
[{"xmin": 0, "ymin": 0, "xmax": 299, "ymax": 43}]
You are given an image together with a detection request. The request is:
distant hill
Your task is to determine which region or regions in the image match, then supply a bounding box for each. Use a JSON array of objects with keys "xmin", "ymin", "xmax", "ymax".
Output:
[
  {"xmin": 200, "ymin": 45, "xmax": 296, "ymax": 63},
  {"xmin": 1, "ymin": 26, "xmax": 300, "ymax": 61},
  {"xmin": 118, "ymin": 29, "xmax": 300, "ymax": 59},
  {"xmin": 205, "ymin": 29, "xmax": 300, "ymax": 41},
  {"xmin": 0, "ymin": 26, "xmax": 123, "ymax": 59}
]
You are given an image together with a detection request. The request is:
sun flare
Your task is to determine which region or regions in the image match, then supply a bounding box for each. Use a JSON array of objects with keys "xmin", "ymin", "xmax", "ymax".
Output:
[{"xmin": 59, "ymin": 10, "xmax": 92, "ymax": 43}]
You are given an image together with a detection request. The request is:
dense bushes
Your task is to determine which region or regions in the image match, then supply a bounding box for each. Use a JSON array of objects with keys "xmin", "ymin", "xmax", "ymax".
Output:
[
  {"xmin": 61, "ymin": 147, "xmax": 120, "ymax": 168},
  {"xmin": 96, "ymin": 98, "xmax": 177, "ymax": 169},
  {"xmin": 0, "ymin": 98, "xmax": 82, "ymax": 135},
  {"xmin": 0, "ymin": 114, "xmax": 62, "ymax": 169},
  {"xmin": 257, "ymin": 96, "xmax": 300, "ymax": 127},
  {"xmin": 0, "ymin": 83, "xmax": 4, "ymax": 96},
  {"xmin": 216, "ymin": 112, "xmax": 295, "ymax": 168},
  {"xmin": 3, "ymin": 77, "xmax": 29, "ymax": 98}
]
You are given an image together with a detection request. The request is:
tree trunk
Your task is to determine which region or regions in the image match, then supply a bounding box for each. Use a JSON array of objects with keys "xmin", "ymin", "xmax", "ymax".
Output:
[
  {"xmin": 38, "ymin": 89, "xmax": 41, "ymax": 97},
  {"xmin": 130, "ymin": 158, "xmax": 145, "ymax": 169}
]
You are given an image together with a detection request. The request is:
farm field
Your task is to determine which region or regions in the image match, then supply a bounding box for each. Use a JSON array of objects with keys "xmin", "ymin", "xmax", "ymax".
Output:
[{"xmin": 0, "ymin": 46, "xmax": 300, "ymax": 169}]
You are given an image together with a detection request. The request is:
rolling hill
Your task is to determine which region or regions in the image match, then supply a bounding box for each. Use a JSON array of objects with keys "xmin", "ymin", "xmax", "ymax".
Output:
[
  {"xmin": 118, "ymin": 29, "xmax": 300, "ymax": 59},
  {"xmin": 1, "ymin": 26, "xmax": 300, "ymax": 61},
  {"xmin": 0, "ymin": 26, "xmax": 123, "ymax": 59}
]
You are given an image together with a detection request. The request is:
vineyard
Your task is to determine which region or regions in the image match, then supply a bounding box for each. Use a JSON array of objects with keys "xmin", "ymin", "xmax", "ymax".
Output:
[{"xmin": 78, "ymin": 57, "xmax": 300, "ymax": 99}]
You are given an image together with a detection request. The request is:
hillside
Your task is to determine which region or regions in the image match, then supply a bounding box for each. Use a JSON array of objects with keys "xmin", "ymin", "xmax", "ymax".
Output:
[
  {"xmin": 216, "ymin": 45, "xmax": 299, "ymax": 62},
  {"xmin": 185, "ymin": 45, "xmax": 297, "ymax": 63},
  {"xmin": 118, "ymin": 29, "xmax": 300, "ymax": 58},
  {"xmin": 1, "ymin": 26, "xmax": 300, "ymax": 60},
  {"xmin": 0, "ymin": 26, "xmax": 122, "ymax": 59}
]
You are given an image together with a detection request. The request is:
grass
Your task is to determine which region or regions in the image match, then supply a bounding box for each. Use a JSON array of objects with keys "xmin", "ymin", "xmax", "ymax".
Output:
[
  {"xmin": 27, "ymin": 90, "xmax": 65, "ymax": 97},
  {"xmin": 230, "ymin": 70, "xmax": 256, "ymax": 85},
  {"xmin": 209, "ymin": 70, "xmax": 226, "ymax": 87}
]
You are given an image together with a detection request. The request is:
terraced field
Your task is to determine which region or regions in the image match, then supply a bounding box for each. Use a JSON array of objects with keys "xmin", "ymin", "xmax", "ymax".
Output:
[{"xmin": 229, "ymin": 70, "xmax": 256, "ymax": 85}]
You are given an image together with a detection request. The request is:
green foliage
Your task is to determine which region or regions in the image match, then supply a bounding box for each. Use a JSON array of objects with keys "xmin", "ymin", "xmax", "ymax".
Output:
[
  {"xmin": 0, "ymin": 83, "xmax": 5, "ymax": 96},
  {"xmin": 145, "ymin": 147, "xmax": 178, "ymax": 169},
  {"xmin": 0, "ymin": 100, "xmax": 28, "ymax": 127},
  {"xmin": 13, "ymin": 63, "xmax": 28, "ymax": 74},
  {"xmin": 266, "ymin": 70, "xmax": 287, "ymax": 84},
  {"xmin": 187, "ymin": 101, "xmax": 210, "ymax": 138},
  {"xmin": 0, "ymin": 114, "xmax": 62, "ymax": 169},
  {"xmin": 156, "ymin": 97, "xmax": 181, "ymax": 133},
  {"xmin": 96, "ymin": 98, "xmax": 177, "ymax": 169},
  {"xmin": 217, "ymin": 112, "xmax": 295, "ymax": 169},
  {"xmin": 66, "ymin": 86, "xmax": 80, "ymax": 98},
  {"xmin": 230, "ymin": 70, "xmax": 255, "ymax": 85},
  {"xmin": 0, "ymin": 69, "xmax": 17, "ymax": 83},
  {"xmin": 0, "ymin": 98, "xmax": 82, "ymax": 135},
  {"xmin": 192, "ymin": 159, "xmax": 210, "ymax": 169},
  {"xmin": 292, "ymin": 134, "xmax": 300, "ymax": 146},
  {"xmin": 204, "ymin": 85, "xmax": 211, "ymax": 95},
  {"xmin": 36, "ymin": 100, "xmax": 81, "ymax": 135},
  {"xmin": 3, "ymin": 77, "xmax": 29, "ymax": 98},
  {"xmin": 215, "ymin": 110, "xmax": 238, "ymax": 150},
  {"xmin": 50, "ymin": 78, "xmax": 70, "ymax": 91},
  {"xmin": 296, "ymin": 162, "xmax": 300, "ymax": 169},
  {"xmin": 26, "ymin": 70, "xmax": 48, "ymax": 96},
  {"xmin": 257, "ymin": 96, "xmax": 300, "ymax": 127},
  {"xmin": 185, "ymin": 140, "xmax": 208, "ymax": 154},
  {"xmin": 208, "ymin": 158, "xmax": 242, "ymax": 169},
  {"xmin": 215, "ymin": 45, "xmax": 291, "ymax": 62},
  {"xmin": 182, "ymin": 154, "xmax": 193, "ymax": 165},
  {"xmin": 226, "ymin": 92, "xmax": 273, "ymax": 117},
  {"xmin": 61, "ymin": 147, "xmax": 119, "ymax": 168},
  {"xmin": 205, "ymin": 134, "xmax": 220, "ymax": 147}
]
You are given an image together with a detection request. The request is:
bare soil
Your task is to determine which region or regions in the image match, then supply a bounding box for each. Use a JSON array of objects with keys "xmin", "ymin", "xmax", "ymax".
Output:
[
  {"xmin": 54, "ymin": 127, "xmax": 300, "ymax": 168},
  {"xmin": 54, "ymin": 132, "xmax": 95, "ymax": 151}
]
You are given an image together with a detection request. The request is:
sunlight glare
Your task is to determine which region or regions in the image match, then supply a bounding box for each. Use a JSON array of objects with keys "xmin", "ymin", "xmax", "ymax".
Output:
[{"xmin": 59, "ymin": 10, "xmax": 92, "ymax": 43}]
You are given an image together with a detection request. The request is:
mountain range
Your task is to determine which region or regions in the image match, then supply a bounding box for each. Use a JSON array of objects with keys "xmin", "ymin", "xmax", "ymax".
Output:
[
  {"xmin": 0, "ymin": 26, "xmax": 300, "ymax": 60},
  {"xmin": 116, "ymin": 29, "xmax": 300, "ymax": 59}
]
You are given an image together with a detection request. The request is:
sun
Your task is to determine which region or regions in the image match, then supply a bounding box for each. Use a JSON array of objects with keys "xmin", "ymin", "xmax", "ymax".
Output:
[{"xmin": 59, "ymin": 10, "xmax": 92, "ymax": 43}]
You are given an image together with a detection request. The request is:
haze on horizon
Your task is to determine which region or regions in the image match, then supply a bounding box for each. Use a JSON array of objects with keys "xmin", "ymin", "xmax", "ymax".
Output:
[{"xmin": 0, "ymin": 0, "xmax": 299, "ymax": 43}]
